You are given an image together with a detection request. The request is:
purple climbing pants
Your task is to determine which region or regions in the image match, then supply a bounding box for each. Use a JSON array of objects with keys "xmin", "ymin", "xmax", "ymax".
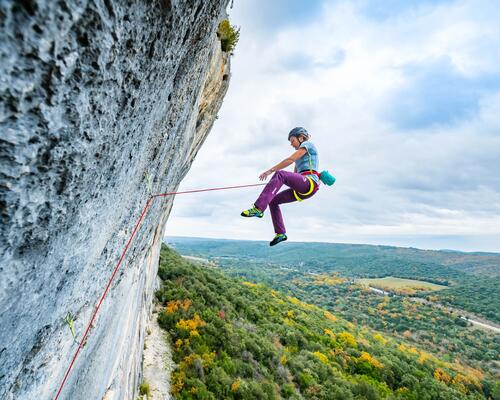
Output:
[{"xmin": 254, "ymin": 170, "xmax": 319, "ymax": 234}]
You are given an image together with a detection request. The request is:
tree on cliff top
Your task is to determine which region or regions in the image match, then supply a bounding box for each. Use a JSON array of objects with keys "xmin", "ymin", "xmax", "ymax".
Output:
[{"xmin": 217, "ymin": 19, "xmax": 240, "ymax": 55}]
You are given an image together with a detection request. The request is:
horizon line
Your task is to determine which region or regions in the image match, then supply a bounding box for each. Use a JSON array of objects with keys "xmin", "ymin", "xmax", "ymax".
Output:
[{"xmin": 163, "ymin": 235, "xmax": 500, "ymax": 256}]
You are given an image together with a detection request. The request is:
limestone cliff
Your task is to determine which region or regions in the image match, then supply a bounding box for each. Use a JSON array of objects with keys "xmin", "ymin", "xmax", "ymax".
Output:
[{"xmin": 0, "ymin": 0, "xmax": 230, "ymax": 398}]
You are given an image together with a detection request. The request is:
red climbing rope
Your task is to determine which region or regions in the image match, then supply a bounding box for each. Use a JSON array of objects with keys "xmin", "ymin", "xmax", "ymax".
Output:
[{"xmin": 54, "ymin": 182, "xmax": 265, "ymax": 400}]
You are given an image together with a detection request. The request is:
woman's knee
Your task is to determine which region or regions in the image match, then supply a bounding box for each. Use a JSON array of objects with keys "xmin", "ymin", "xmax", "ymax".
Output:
[{"xmin": 269, "ymin": 197, "xmax": 280, "ymax": 208}]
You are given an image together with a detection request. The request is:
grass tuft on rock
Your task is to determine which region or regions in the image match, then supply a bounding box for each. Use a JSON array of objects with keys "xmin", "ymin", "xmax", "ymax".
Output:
[{"xmin": 139, "ymin": 381, "xmax": 151, "ymax": 399}]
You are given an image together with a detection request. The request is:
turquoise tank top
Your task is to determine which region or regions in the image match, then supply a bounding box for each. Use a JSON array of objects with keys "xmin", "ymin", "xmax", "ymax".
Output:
[{"xmin": 295, "ymin": 141, "xmax": 319, "ymax": 184}]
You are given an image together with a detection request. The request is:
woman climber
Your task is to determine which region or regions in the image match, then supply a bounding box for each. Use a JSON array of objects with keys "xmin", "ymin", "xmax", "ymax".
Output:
[{"xmin": 241, "ymin": 127, "xmax": 321, "ymax": 246}]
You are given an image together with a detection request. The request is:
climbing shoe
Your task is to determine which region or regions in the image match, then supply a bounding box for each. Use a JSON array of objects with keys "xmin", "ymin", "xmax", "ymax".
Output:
[
  {"xmin": 270, "ymin": 233, "xmax": 287, "ymax": 246},
  {"xmin": 241, "ymin": 205, "xmax": 264, "ymax": 218}
]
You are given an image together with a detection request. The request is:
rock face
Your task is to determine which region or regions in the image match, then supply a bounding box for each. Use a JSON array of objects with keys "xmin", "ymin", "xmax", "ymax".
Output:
[
  {"xmin": 142, "ymin": 294, "xmax": 175, "ymax": 400},
  {"xmin": 0, "ymin": 0, "xmax": 230, "ymax": 398}
]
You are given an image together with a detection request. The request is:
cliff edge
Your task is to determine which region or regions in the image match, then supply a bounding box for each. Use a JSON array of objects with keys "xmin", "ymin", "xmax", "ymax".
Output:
[{"xmin": 0, "ymin": 0, "xmax": 231, "ymax": 398}]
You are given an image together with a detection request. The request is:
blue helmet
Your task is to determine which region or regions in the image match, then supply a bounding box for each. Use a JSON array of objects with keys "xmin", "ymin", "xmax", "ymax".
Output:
[{"xmin": 288, "ymin": 127, "xmax": 310, "ymax": 140}]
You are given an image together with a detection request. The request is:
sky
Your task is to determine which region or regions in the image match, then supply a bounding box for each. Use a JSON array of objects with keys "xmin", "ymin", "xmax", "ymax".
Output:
[{"xmin": 165, "ymin": 0, "xmax": 500, "ymax": 253}]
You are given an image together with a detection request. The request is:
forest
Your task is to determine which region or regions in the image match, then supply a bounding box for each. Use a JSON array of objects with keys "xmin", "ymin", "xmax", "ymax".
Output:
[
  {"xmin": 155, "ymin": 245, "xmax": 498, "ymax": 399},
  {"xmin": 166, "ymin": 237, "xmax": 500, "ymax": 324}
]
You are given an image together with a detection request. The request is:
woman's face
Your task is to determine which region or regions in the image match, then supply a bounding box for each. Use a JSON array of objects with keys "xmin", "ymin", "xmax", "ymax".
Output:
[{"xmin": 289, "ymin": 136, "xmax": 300, "ymax": 150}]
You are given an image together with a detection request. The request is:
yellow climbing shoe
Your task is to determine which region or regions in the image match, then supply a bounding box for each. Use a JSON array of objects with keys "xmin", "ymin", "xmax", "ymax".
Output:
[{"xmin": 241, "ymin": 205, "xmax": 264, "ymax": 218}]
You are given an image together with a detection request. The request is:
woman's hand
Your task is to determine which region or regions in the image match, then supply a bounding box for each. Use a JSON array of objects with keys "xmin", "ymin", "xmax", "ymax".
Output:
[
  {"xmin": 258, "ymin": 148, "xmax": 306, "ymax": 181},
  {"xmin": 259, "ymin": 170, "xmax": 273, "ymax": 181}
]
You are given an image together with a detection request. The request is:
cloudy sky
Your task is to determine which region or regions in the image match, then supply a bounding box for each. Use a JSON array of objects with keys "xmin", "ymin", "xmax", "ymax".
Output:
[{"xmin": 165, "ymin": 0, "xmax": 500, "ymax": 253}]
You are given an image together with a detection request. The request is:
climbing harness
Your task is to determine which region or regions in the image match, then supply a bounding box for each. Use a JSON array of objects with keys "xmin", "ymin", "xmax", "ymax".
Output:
[
  {"xmin": 299, "ymin": 139, "xmax": 336, "ymax": 189},
  {"xmin": 293, "ymin": 145, "xmax": 318, "ymax": 201},
  {"xmin": 293, "ymin": 175, "xmax": 315, "ymax": 202},
  {"xmin": 53, "ymin": 182, "xmax": 265, "ymax": 400}
]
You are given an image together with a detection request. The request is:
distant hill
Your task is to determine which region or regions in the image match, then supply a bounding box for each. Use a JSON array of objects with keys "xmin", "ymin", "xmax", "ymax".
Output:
[{"xmin": 165, "ymin": 236, "xmax": 500, "ymax": 278}]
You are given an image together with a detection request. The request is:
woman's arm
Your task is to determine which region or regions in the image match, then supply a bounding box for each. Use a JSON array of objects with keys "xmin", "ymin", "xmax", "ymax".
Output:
[{"xmin": 259, "ymin": 148, "xmax": 306, "ymax": 181}]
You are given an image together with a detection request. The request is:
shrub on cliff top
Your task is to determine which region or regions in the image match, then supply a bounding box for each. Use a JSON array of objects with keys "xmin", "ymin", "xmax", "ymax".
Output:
[{"xmin": 217, "ymin": 19, "xmax": 240, "ymax": 55}]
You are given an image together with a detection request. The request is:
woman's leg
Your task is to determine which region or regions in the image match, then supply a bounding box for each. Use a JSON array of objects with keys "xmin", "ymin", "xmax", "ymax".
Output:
[
  {"xmin": 254, "ymin": 170, "xmax": 311, "ymax": 212},
  {"xmin": 268, "ymin": 189, "xmax": 296, "ymax": 234}
]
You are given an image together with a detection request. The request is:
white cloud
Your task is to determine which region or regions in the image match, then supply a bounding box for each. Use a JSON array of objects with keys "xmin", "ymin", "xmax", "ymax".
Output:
[{"xmin": 165, "ymin": 0, "xmax": 500, "ymax": 252}]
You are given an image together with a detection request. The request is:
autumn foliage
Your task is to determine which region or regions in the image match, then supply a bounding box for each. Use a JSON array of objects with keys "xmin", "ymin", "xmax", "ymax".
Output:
[{"xmin": 156, "ymin": 245, "xmax": 490, "ymax": 399}]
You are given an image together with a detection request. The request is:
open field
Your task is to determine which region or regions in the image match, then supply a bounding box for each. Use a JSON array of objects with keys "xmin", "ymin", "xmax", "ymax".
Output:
[{"xmin": 357, "ymin": 276, "xmax": 448, "ymax": 293}]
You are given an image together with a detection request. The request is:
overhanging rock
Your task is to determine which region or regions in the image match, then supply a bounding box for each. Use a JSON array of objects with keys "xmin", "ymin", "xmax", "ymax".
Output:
[{"xmin": 0, "ymin": 0, "xmax": 231, "ymax": 398}]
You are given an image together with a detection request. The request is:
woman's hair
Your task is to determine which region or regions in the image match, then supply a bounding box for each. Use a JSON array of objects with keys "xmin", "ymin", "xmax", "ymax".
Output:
[{"xmin": 297, "ymin": 133, "xmax": 310, "ymax": 142}]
